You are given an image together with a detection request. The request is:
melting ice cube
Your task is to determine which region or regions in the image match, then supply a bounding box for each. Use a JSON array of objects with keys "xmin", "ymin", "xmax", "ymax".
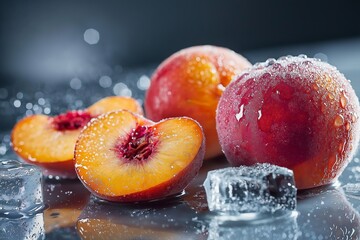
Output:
[
  {"xmin": 0, "ymin": 160, "xmax": 44, "ymax": 216},
  {"xmin": 203, "ymin": 163, "xmax": 297, "ymax": 214}
]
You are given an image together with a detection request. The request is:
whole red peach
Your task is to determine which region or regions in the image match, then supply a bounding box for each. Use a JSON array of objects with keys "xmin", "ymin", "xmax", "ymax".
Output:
[
  {"xmin": 145, "ymin": 45, "xmax": 251, "ymax": 159},
  {"xmin": 216, "ymin": 56, "xmax": 360, "ymax": 189}
]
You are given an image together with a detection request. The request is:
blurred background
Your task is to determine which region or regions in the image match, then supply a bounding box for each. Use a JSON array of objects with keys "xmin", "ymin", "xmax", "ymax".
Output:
[{"xmin": 1, "ymin": 0, "xmax": 360, "ymax": 131}]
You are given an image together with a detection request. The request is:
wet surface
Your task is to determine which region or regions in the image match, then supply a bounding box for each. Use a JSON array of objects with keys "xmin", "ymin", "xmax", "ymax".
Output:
[{"xmin": 0, "ymin": 154, "xmax": 359, "ymax": 239}]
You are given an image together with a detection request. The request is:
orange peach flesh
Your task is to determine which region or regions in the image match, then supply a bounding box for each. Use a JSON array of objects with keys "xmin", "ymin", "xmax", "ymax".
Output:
[
  {"xmin": 87, "ymin": 96, "xmax": 143, "ymax": 116},
  {"xmin": 75, "ymin": 111, "xmax": 204, "ymax": 201},
  {"xmin": 11, "ymin": 97, "xmax": 143, "ymax": 167},
  {"xmin": 11, "ymin": 115, "xmax": 81, "ymax": 163}
]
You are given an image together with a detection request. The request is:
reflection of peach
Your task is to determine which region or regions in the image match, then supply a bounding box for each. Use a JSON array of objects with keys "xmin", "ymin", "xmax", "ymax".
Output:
[
  {"xmin": 217, "ymin": 56, "xmax": 360, "ymax": 189},
  {"xmin": 45, "ymin": 208, "xmax": 82, "ymax": 233},
  {"xmin": 77, "ymin": 196, "xmax": 206, "ymax": 240},
  {"xmin": 43, "ymin": 179, "xmax": 90, "ymax": 233},
  {"xmin": 11, "ymin": 96, "xmax": 143, "ymax": 178},
  {"xmin": 75, "ymin": 110, "xmax": 205, "ymax": 202},
  {"xmin": 77, "ymin": 219, "xmax": 181, "ymax": 240},
  {"xmin": 145, "ymin": 46, "xmax": 251, "ymax": 159}
]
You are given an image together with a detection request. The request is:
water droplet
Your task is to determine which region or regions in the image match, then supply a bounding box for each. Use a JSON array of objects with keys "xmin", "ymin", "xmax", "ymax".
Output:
[
  {"xmin": 345, "ymin": 122, "xmax": 350, "ymax": 131},
  {"xmin": 258, "ymin": 110, "xmax": 262, "ymax": 120},
  {"xmin": 313, "ymin": 53, "xmax": 328, "ymax": 62},
  {"xmin": 13, "ymin": 100, "xmax": 21, "ymax": 108},
  {"xmin": 16, "ymin": 92, "xmax": 23, "ymax": 99},
  {"xmin": 260, "ymin": 72, "xmax": 271, "ymax": 80},
  {"xmin": 340, "ymin": 93, "xmax": 348, "ymax": 108},
  {"xmin": 334, "ymin": 115, "xmax": 344, "ymax": 127},
  {"xmin": 26, "ymin": 102, "xmax": 33, "ymax": 109},
  {"xmin": 265, "ymin": 58, "xmax": 276, "ymax": 66},
  {"xmin": 99, "ymin": 75, "xmax": 112, "ymax": 88},
  {"xmin": 37, "ymin": 98, "xmax": 46, "ymax": 105},
  {"xmin": 26, "ymin": 110, "xmax": 33, "ymax": 116},
  {"xmin": 351, "ymin": 114, "xmax": 357, "ymax": 123},
  {"xmin": 84, "ymin": 28, "xmax": 100, "ymax": 45},
  {"xmin": 235, "ymin": 104, "xmax": 244, "ymax": 121},
  {"xmin": 113, "ymin": 82, "xmax": 132, "ymax": 97},
  {"xmin": 44, "ymin": 107, "xmax": 51, "ymax": 114},
  {"xmin": 70, "ymin": 77, "xmax": 82, "ymax": 90},
  {"xmin": 137, "ymin": 75, "xmax": 150, "ymax": 90},
  {"xmin": 328, "ymin": 93, "xmax": 334, "ymax": 100},
  {"xmin": 338, "ymin": 141, "xmax": 346, "ymax": 154}
]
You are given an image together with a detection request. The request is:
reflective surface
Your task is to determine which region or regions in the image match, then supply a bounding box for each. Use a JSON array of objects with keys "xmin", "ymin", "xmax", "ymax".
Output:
[{"xmin": 37, "ymin": 155, "xmax": 360, "ymax": 240}]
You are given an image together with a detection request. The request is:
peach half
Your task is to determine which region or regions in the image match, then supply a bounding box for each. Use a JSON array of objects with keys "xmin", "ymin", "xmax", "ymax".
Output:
[
  {"xmin": 11, "ymin": 96, "xmax": 143, "ymax": 178},
  {"xmin": 74, "ymin": 110, "xmax": 205, "ymax": 202}
]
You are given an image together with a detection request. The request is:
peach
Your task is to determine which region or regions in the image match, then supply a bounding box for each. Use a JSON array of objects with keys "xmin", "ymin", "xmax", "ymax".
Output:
[
  {"xmin": 145, "ymin": 45, "xmax": 251, "ymax": 159},
  {"xmin": 11, "ymin": 96, "xmax": 143, "ymax": 178},
  {"xmin": 74, "ymin": 110, "xmax": 205, "ymax": 202},
  {"xmin": 216, "ymin": 56, "xmax": 360, "ymax": 189}
]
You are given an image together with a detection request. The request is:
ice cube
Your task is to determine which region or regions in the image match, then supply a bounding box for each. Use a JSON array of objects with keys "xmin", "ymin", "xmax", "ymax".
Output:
[
  {"xmin": 0, "ymin": 213, "xmax": 45, "ymax": 240},
  {"xmin": 0, "ymin": 160, "xmax": 44, "ymax": 216},
  {"xmin": 203, "ymin": 163, "xmax": 297, "ymax": 213}
]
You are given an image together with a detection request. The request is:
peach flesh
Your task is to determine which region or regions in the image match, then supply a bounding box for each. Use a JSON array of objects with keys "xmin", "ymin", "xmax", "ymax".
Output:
[
  {"xmin": 216, "ymin": 56, "xmax": 360, "ymax": 189},
  {"xmin": 75, "ymin": 111, "xmax": 205, "ymax": 202}
]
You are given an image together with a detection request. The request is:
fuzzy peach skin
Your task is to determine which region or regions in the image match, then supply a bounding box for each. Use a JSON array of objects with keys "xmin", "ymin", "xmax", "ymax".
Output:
[
  {"xmin": 75, "ymin": 110, "xmax": 205, "ymax": 202},
  {"xmin": 11, "ymin": 96, "xmax": 143, "ymax": 178},
  {"xmin": 145, "ymin": 45, "xmax": 251, "ymax": 160},
  {"xmin": 216, "ymin": 56, "xmax": 360, "ymax": 189}
]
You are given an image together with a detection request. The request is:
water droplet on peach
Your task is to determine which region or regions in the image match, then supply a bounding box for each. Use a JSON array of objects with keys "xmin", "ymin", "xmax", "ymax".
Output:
[
  {"xmin": 340, "ymin": 92, "xmax": 348, "ymax": 108},
  {"xmin": 351, "ymin": 113, "xmax": 358, "ymax": 123},
  {"xmin": 334, "ymin": 115, "xmax": 344, "ymax": 127},
  {"xmin": 265, "ymin": 58, "xmax": 276, "ymax": 66},
  {"xmin": 338, "ymin": 141, "xmax": 346, "ymax": 154},
  {"xmin": 345, "ymin": 122, "xmax": 351, "ymax": 131},
  {"xmin": 235, "ymin": 104, "xmax": 245, "ymax": 121}
]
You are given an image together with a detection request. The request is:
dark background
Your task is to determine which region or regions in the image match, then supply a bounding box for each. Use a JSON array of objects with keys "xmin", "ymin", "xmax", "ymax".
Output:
[
  {"xmin": 1, "ymin": 0, "xmax": 360, "ymax": 84},
  {"xmin": 0, "ymin": 0, "xmax": 360, "ymax": 131}
]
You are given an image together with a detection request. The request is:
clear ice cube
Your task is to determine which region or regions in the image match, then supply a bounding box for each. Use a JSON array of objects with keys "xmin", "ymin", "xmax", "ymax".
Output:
[
  {"xmin": 0, "ymin": 160, "xmax": 44, "ymax": 216},
  {"xmin": 203, "ymin": 163, "xmax": 297, "ymax": 213}
]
